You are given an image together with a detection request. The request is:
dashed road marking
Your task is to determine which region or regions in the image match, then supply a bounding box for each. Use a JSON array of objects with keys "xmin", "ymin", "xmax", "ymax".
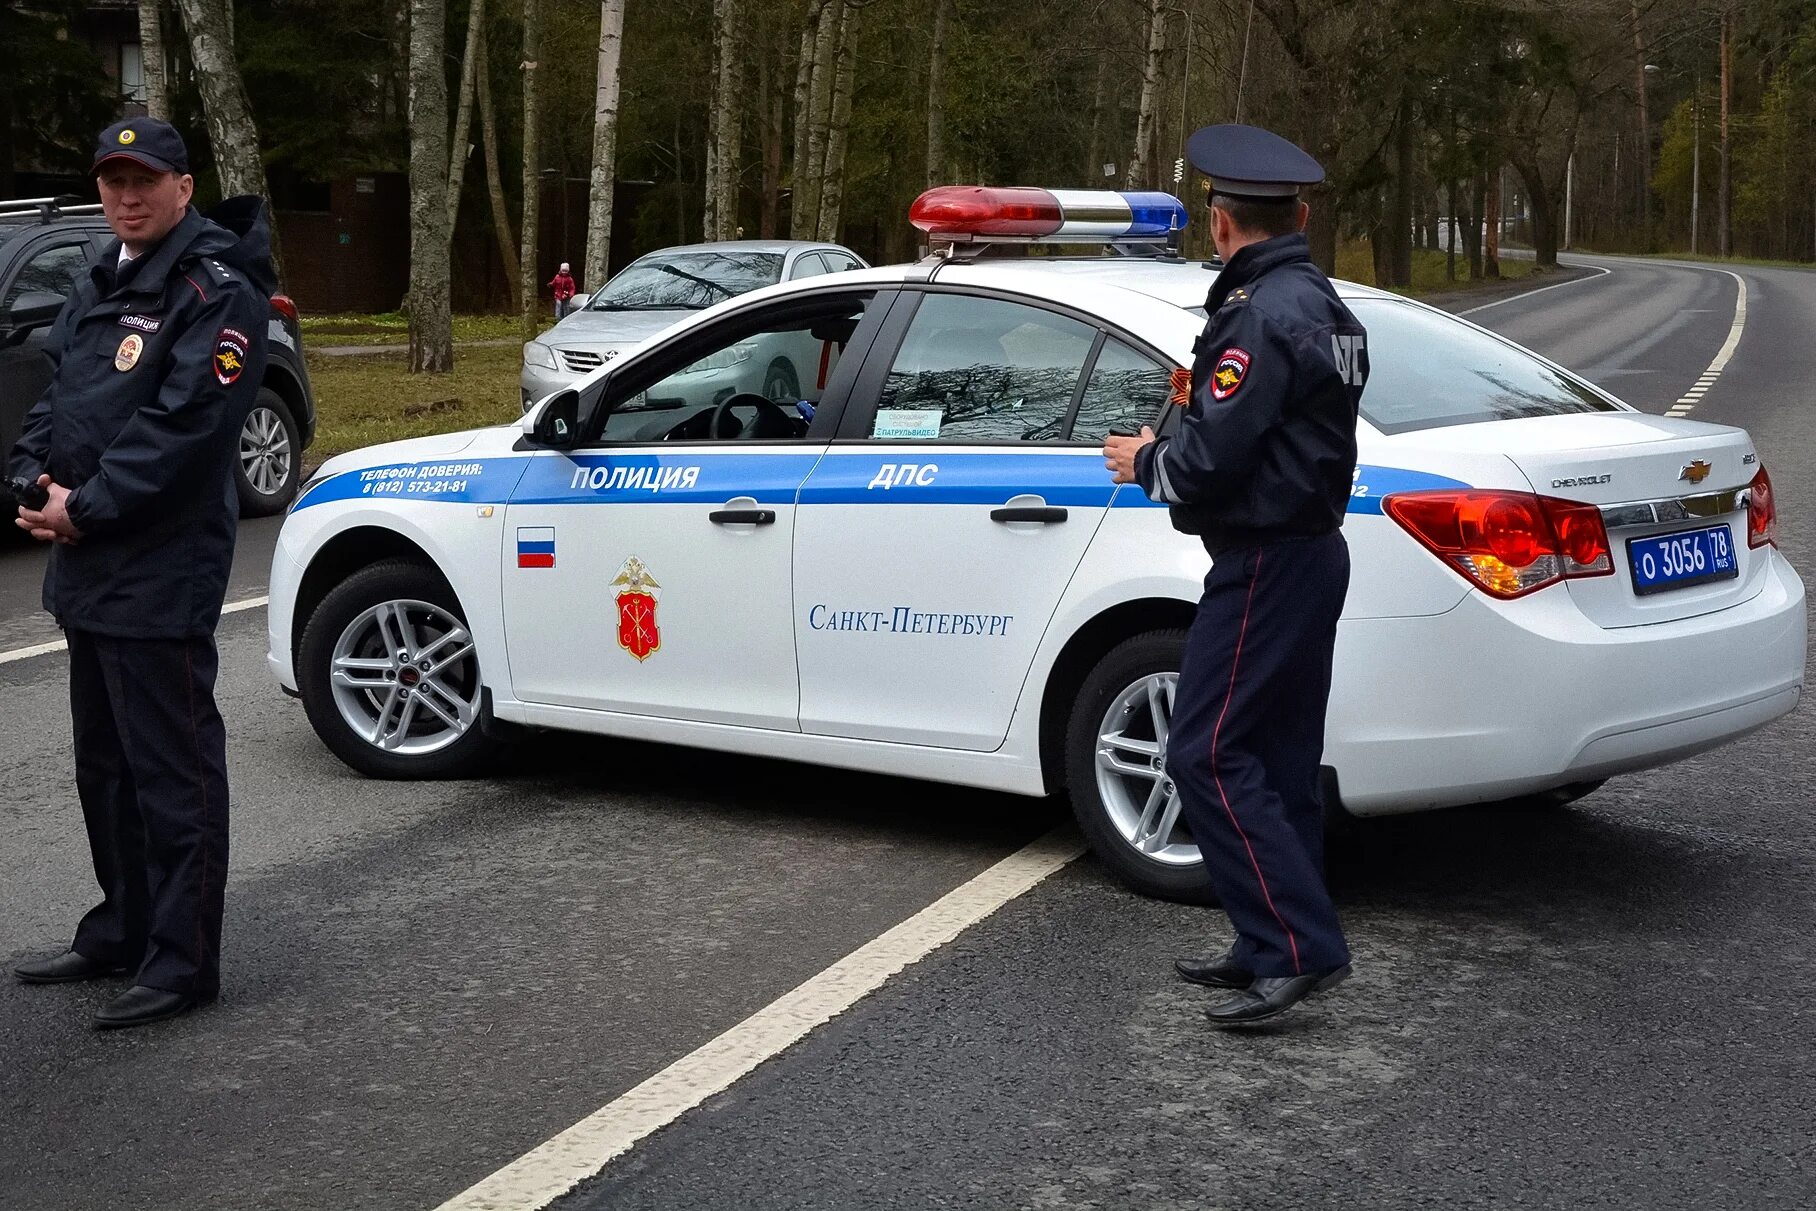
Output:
[
  {"xmin": 0, "ymin": 595, "xmax": 268, "ymax": 667},
  {"xmin": 434, "ymin": 827, "xmax": 1088, "ymax": 1211},
  {"xmin": 1667, "ymin": 269, "xmax": 1747, "ymax": 416}
]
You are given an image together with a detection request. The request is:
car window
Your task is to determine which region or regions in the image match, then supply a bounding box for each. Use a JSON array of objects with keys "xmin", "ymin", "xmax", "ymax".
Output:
[
  {"xmin": 1070, "ymin": 338, "xmax": 1172, "ymax": 443},
  {"xmin": 1350, "ymin": 298, "xmax": 1617, "ymax": 434},
  {"xmin": 789, "ymin": 253, "xmax": 829, "ymax": 280},
  {"xmin": 824, "ymin": 253, "xmax": 861, "ymax": 273},
  {"xmin": 4, "ymin": 242, "xmax": 89, "ymax": 310},
  {"xmin": 588, "ymin": 250, "xmax": 784, "ymax": 311},
  {"xmin": 595, "ymin": 294, "xmax": 873, "ymax": 443},
  {"xmin": 871, "ymin": 293, "xmax": 1097, "ymax": 443}
]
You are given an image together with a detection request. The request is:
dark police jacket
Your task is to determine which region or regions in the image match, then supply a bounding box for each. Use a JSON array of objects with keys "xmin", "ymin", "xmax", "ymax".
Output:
[
  {"xmin": 7, "ymin": 200, "xmax": 273, "ymax": 639},
  {"xmin": 1134, "ymin": 232, "xmax": 1368, "ymax": 556}
]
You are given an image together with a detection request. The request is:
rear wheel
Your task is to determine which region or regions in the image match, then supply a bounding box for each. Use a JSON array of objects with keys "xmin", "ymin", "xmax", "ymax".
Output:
[
  {"xmin": 1065, "ymin": 630, "xmax": 1216, "ymax": 904},
  {"xmin": 236, "ymin": 388, "xmax": 302, "ymax": 516},
  {"xmin": 297, "ymin": 560, "xmax": 501, "ymax": 779}
]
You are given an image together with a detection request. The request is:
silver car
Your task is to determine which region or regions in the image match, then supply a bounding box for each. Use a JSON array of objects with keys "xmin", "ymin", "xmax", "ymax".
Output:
[{"xmin": 520, "ymin": 239, "xmax": 867, "ymax": 407}]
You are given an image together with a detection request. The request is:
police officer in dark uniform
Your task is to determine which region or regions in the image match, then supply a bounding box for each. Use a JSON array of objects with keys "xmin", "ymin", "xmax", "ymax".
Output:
[
  {"xmin": 8, "ymin": 117, "xmax": 272, "ymax": 1029},
  {"xmin": 1104, "ymin": 125, "xmax": 1368, "ymax": 1027}
]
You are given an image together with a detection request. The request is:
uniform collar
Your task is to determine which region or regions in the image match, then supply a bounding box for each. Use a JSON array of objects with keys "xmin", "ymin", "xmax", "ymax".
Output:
[
  {"xmin": 1207, "ymin": 231, "xmax": 1311, "ymax": 310},
  {"xmin": 93, "ymin": 207, "xmax": 207, "ymax": 299}
]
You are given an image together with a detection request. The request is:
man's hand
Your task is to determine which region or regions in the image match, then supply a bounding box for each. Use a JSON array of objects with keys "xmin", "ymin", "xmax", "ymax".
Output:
[
  {"xmin": 15, "ymin": 475, "xmax": 81, "ymax": 545},
  {"xmin": 1103, "ymin": 426, "xmax": 1157, "ymax": 485}
]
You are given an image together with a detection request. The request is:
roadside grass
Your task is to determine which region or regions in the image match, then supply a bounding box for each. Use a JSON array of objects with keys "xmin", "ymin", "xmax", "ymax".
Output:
[
  {"xmin": 1335, "ymin": 242, "xmax": 1537, "ymax": 295},
  {"xmin": 304, "ymin": 344, "xmax": 522, "ymax": 463},
  {"xmin": 299, "ymin": 312, "xmax": 523, "ymax": 346}
]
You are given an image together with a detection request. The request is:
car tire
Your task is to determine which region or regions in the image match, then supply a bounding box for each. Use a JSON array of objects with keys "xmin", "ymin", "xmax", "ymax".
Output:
[
  {"xmin": 297, "ymin": 559, "xmax": 502, "ymax": 780},
  {"xmin": 763, "ymin": 358, "xmax": 801, "ymax": 402},
  {"xmin": 236, "ymin": 388, "xmax": 302, "ymax": 517},
  {"xmin": 1065, "ymin": 629, "xmax": 1217, "ymax": 905}
]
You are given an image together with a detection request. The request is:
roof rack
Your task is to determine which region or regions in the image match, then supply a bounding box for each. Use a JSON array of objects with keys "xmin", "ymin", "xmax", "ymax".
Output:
[{"xmin": 0, "ymin": 196, "xmax": 104, "ymax": 223}]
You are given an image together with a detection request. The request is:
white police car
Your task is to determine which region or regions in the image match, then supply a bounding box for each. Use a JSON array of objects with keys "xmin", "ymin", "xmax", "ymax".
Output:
[{"xmin": 269, "ymin": 188, "xmax": 1805, "ymax": 902}]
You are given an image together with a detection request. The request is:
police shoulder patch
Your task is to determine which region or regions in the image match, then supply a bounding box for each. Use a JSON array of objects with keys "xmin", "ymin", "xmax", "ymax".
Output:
[
  {"xmin": 201, "ymin": 258, "xmax": 240, "ymax": 286},
  {"xmin": 1209, "ymin": 347, "xmax": 1251, "ymax": 401},
  {"xmin": 214, "ymin": 327, "xmax": 250, "ymax": 386}
]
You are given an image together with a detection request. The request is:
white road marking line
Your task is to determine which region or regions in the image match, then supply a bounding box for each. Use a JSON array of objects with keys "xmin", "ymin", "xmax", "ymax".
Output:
[
  {"xmin": 0, "ymin": 595, "xmax": 268, "ymax": 667},
  {"xmin": 1457, "ymin": 264, "xmax": 1613, "ymax": 315},
  {"xmin": 1661, "ymin": 267, "xmax": 1745, "ymax": 417},
  {"xmin": 435, "ymin": 827, "xmax": 1088, "ymax": 1211}
]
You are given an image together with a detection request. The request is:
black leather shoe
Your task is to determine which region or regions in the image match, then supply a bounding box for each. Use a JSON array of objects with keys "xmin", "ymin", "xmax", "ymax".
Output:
[
  {"xmin": 12, "ymin": 951, "xmax": 132, "ymax": 985},
  {"xmin": 1204, "ymin": 964, "xmax": 1352, "ymax": 1027},
  {"xmin": 1174, "ymin": 951, "xmax": 1254, "ymax": 990},
  {"xmin": 93, "ymin": 985, "xmax": 203, "ymax": 1030}
]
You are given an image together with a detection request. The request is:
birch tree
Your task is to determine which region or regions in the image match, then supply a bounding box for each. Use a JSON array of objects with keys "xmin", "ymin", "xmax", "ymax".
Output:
[
  {"xmin": 476, "ymin": 23, "xmax": 521, "ymax": 286},
  {"xmin": 707, "ymin": 0, "xmax": 744, "ymax": 239},
  {"xmin": 815, "ymin": 0, "xmax": 858, "ymax": 241},
  {"xmin": 406, "ymin": 0, "xmax": 453, "ymax": 372},
  {"xmin": 445, "ymin": 0, "xmax": 485, "ymax": 235},
  {"xmin": 926, "ymin": 0, "xmax": 949, "ymax": 187},
  {"xmin": 789, "ymin": 0, "xmax": 827, "ymax": 238},
  {"xmin": 172, "ymin": 0, "xmax": 271, "ymax": 200},
  {"xmin": 796, "ymin": 0, "xmax": 841, "ymax": 239},
  {"xmin": 1126, "ymin": 0, "xmax": 1165, "ymax": 190},
  {"xmin": 583, "ymin": 0, "xmax": 628, "ymax": 290},
  {"xmin": 138, "ymin": 0, "xmax": 170, "ymax": 120},
  {"xmin": 521, "ymin": 0, "xmax": 545, "ymax": 340}
]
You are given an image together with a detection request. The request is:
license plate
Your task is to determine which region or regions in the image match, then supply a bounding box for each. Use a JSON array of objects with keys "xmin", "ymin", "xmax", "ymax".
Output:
[{"xmin": 1627, "ymin": 525, "xmax": 1740, "ymax": 596}]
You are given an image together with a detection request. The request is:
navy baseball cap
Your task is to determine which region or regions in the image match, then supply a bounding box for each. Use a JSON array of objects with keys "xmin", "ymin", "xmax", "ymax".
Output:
[
  {"xmin": 92, "ymin": 117, "xmax": 190, "ymax": 176},
  {"xmin": 1186, "ymin": 124, "xmax": 1323, "ymax": 201}
]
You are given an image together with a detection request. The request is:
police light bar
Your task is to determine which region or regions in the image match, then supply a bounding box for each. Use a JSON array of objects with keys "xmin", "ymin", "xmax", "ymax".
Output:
[{"xmin": 909, "ymin": 186, "xmax": 1188, "ymax": 244}]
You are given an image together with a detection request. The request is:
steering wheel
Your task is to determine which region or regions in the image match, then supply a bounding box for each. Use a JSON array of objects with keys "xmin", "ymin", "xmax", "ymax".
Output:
[{"xmin": 708, "ymin": 392, "xmax": 797, "ymax": 440}]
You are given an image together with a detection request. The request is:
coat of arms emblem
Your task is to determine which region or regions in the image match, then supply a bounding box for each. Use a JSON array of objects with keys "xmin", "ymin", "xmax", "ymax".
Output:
[{"xmin": 612, "ymin": 556, "xmax": 662, "ymax": 661}]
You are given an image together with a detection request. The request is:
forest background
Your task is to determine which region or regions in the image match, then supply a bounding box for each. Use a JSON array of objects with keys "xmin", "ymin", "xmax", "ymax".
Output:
[{"xmin": 4, "ymin": 0, "xmax": 1811, "ymax": 372}]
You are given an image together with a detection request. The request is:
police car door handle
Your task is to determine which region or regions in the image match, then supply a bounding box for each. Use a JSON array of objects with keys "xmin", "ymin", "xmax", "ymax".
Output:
[
  {"xmin": 990, "ymin": 506, "xmax": 1068, "ymax": 524},
  {"xmin": 710, "ymin": 508, "xmax": 776, "ymax": 525}
]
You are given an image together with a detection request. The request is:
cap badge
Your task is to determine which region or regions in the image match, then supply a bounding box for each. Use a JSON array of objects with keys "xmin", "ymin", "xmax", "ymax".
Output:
[{"xmin": 118, "ymin": 129, "xmax": 136, "ymax": 145}]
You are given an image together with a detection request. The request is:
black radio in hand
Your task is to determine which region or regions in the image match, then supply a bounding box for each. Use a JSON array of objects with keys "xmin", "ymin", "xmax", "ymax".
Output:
[{"xmin": 5, "ymin": 476, "xmax": 49, "ymax": 511}]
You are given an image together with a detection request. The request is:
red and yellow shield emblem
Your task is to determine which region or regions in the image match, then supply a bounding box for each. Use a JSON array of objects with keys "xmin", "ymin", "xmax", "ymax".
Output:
[{"xmin": 612, "ymin": 556, "xmax": 661, "ymax": 661}]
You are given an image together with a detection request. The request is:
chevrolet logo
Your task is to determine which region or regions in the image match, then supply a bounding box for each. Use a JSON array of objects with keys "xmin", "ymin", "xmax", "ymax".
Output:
[{"xmin": 1679, "ymin": 460, "xmax": 1712, "ymax": 485}]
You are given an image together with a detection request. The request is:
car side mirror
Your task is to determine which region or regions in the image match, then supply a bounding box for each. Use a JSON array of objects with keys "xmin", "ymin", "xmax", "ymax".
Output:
[
  {"xmin": 525, "ymin": 388, "xmax": 583, "ymax": 449},
  {"xmin": 3, "ymin": 291, "xmax": 64, "ymax": 346},
  {"xmin": 568, "ymin": 293, "xmax": 590, "ymax": 311}
]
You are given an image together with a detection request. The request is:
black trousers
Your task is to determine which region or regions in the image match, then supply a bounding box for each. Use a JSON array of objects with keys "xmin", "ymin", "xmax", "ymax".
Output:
[
  {"xmin": 1166, "ymin": 531, "xmax": 1351, "ymax": 979},
  {"xmin": 67, "ymin": 629, "xmax": 229, "ymax": 998}
]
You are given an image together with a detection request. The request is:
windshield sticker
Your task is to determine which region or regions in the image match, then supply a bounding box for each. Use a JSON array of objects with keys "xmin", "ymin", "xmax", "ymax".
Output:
[{"xmin": 871, "ymin": 410, "xmax": 943, "ymax": 440}]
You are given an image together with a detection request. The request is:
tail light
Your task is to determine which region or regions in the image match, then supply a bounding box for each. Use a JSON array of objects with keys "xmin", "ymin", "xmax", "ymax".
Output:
[
  {"xmin": 1384, "ymin": 489, "xmax": 1614, "ymax": 600},
  {"xmin": 269, "ymin": 293, "xmax": 299, "ymax": 322},
  {"xmin": 1746, "ymin": 466, "xmax": 1776, "ymax": 548}
]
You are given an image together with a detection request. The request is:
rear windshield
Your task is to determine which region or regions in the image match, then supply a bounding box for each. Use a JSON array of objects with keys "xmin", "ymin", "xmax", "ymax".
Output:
[
  {"xmin": 1350, "ymin": 298, "xmax": 1617, "ymax": 434},
  {"xmin": 589, "ymin": 251, "xmax": 784, "ymax": 312}
]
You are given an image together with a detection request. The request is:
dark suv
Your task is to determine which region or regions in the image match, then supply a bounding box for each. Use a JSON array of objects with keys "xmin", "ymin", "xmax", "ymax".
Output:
[{"xmin": 0, "ymin": 196, "xmax": 316, "ymax": 519}]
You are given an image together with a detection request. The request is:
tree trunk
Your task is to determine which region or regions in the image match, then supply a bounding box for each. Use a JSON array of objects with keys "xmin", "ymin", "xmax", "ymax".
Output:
[
  {"xmin": 1718, "ymin": 7, "xmax": 1731, "ymax": 258},
  {"xmin": 926, "ymin": 0, "xmax": 949, "ymax": 187},
  {"xmin": 1086, "ymin": 53, "xmax": 1108, "ymax": 183},
  {"xmin": 1516, "ymin": 161, "xmax": 1558, "ymax": 268},
  {"xmin": 1466, "ymin": 173, "xmax": 1483, "ymax": 280},
  {"xmin": 1306, "ymin": 183, "xmax": 1337, "ymax": 275},
  {"xmin": 800, "ymin": 0, "xmax": 841, "ymax": 239},
  {"xmin": 445, "ymin": 0, "xmax": 484, "ymax": 236},
  {"xmin": 476, "ymin": 21, "xmax": 520, "ymax": 291},
  {"xmin": 1445, "ymin": 179, "xmax": 1457, "ymax": 282},
  {"xmin": 761, "ymin": 52, "xmax": 782, "ymax": 237},
  {"xmin": 583, "ymin": 0, "xmax": 627, "ymax": 291},
  {"xmin": 406, "ymin": 0, "xmax": 453, "ymax": 372},
  {"xmin": 789, "ymin": 0, "xmax": 825, "ymax": 238},
  {"xmin": 1126, "ymin": 0, "xmax": 1165, "ymax": 190},
  {"xmin": 172, "ymin": 0, "xmax": 270, "ymax": 201},
  {"xmin": 815, "ymin": 1, "xmax": 857, "ymax": 242},
  {"xmin": 712, "ymin": 0, "xmax": 744, "ymax": 239},
  {"xmin": 1387, "ymin": 100, "xmax": 1413, "ymax": 287},
  {"xmin": 704, "ymin": 0, "xmax": 720, "ymax": 240},
  {"xmin": 1629, "ymin": 2, "xmax": 1650, "ymax": 243},
  {"xmin": 1484, "ymin": 167, "xmax": 1501, "ymax": 279},
  {"xmin": 139, "ymin": 0, "xmax": 171, "ymax": 120},
  {"xmin": 520, "ymin": 0, "xmax": 544, "ymax": 340}
]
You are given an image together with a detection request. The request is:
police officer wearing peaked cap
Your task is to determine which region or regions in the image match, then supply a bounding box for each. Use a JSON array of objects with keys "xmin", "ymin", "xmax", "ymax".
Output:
[
  {"xmin": 8, "ymin": 116, "xmax": 272, "ymax": 1028},
  {"xmin": 1103, "ymin": 124, "xmax": 1369, "ymax": 1027}
]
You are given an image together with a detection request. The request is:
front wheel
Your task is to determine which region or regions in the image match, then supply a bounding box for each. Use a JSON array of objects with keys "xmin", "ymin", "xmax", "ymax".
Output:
[
  {"xmin": 297, "ymin": 560, "xmax": 502, "ymax": 779},
  {"xmin": 1064, "ymin": 630, "xmax": 1216, "ymax": 904}
]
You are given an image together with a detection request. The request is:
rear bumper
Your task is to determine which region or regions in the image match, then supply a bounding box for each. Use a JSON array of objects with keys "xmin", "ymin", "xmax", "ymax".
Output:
[{"xmin": 1331, "ymin": 549, "xmax": 1805, "ymax": 813}]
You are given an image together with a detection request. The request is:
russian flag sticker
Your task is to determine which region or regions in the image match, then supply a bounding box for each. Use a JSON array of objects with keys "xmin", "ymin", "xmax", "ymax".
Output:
[{"xmin": 516, "ymin": 526, "xmax": 556, "ymax": 569}]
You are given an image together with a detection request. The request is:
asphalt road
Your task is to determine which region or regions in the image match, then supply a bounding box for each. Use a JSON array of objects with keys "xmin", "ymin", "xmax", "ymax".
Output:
[{"xmin": 3, "ymin": 254, "xmax": 1812, "ymax": 1210}]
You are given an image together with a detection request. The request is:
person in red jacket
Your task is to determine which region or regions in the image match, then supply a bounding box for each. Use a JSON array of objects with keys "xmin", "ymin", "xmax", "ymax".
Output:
[{"xmin": 549, "ymin": 262, "xmax": 577, "ymax": 319}]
